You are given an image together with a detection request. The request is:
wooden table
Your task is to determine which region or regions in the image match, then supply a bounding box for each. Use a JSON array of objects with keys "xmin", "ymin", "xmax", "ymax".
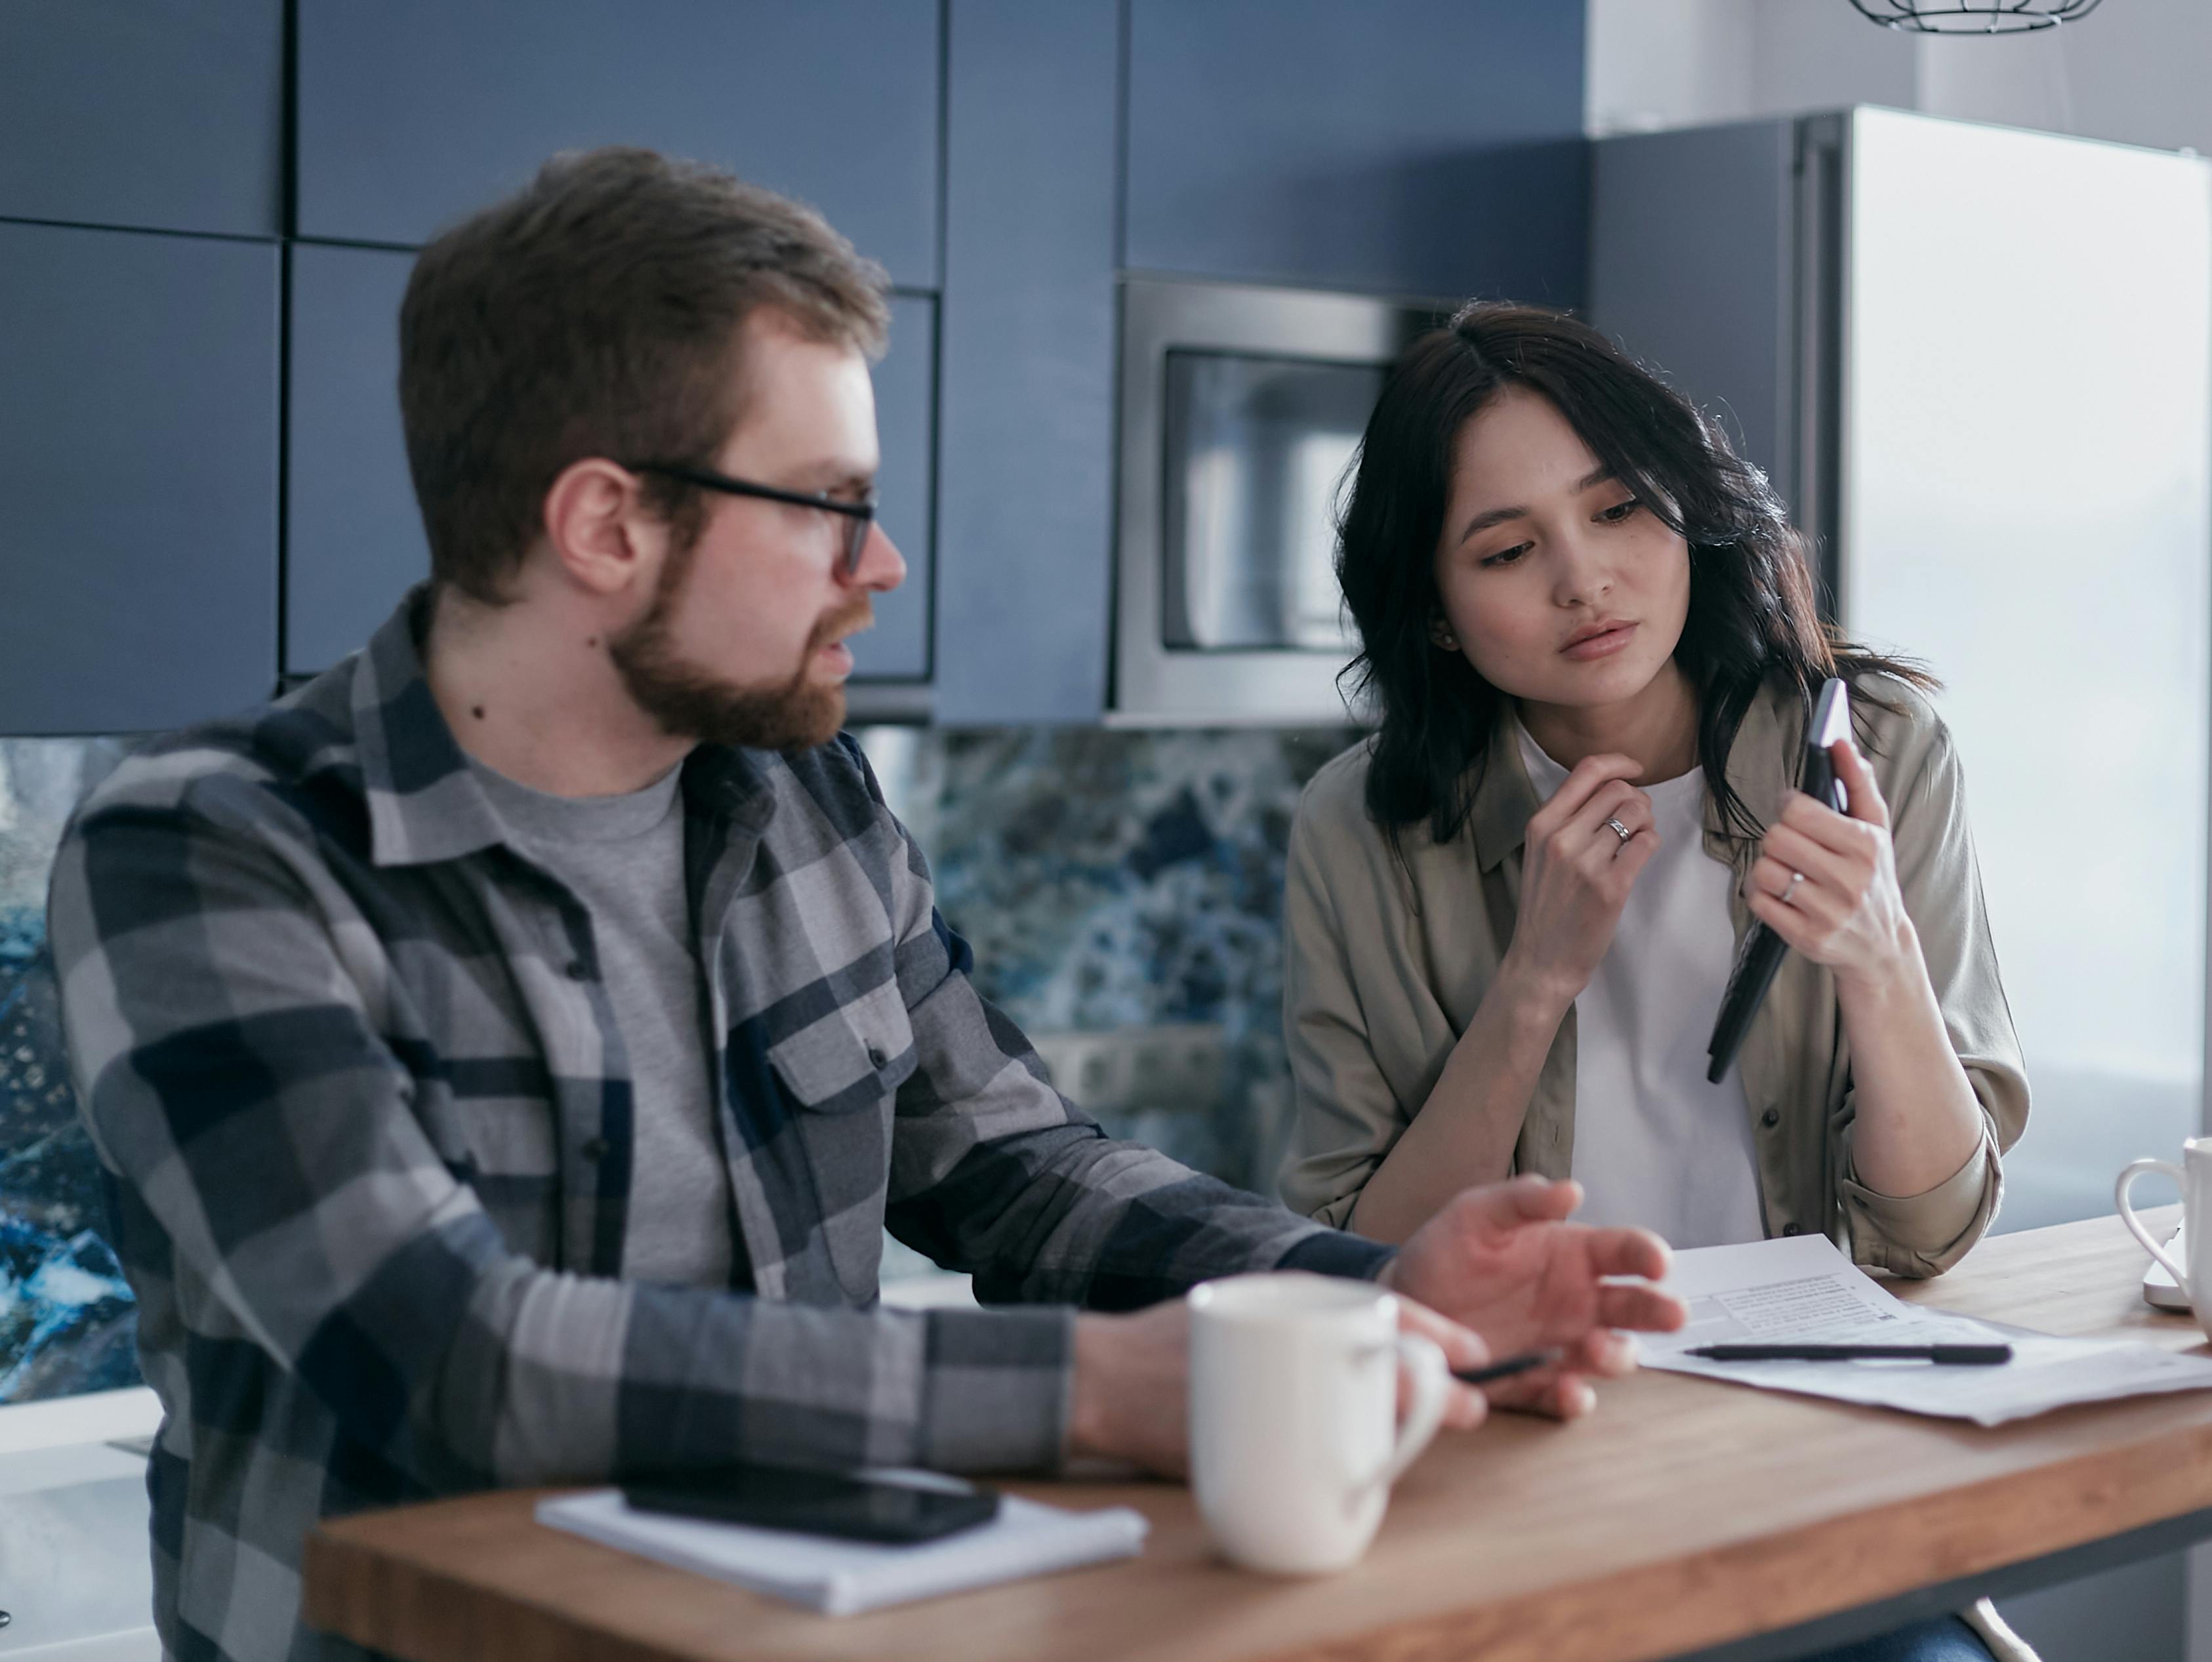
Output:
[{"xmin": 304, "ymin": 1208, "xmax": 2212, "ymax": 1662}]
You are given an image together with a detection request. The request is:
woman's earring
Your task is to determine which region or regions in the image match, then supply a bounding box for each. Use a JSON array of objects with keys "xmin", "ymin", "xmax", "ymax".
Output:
[{"xmin": 1432, "ymin": 627, "xmax": 1460, "ymax": 652}]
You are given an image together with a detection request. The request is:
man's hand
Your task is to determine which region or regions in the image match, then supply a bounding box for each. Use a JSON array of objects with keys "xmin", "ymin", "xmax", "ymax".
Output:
[
  {"xmin": 1065, "ymin": 1291, "xmax": 1492, "ymax": 1478},
  {"xmin": 1382, "ymin": 1175, "xmax": 1685, "ymax": 1419}
]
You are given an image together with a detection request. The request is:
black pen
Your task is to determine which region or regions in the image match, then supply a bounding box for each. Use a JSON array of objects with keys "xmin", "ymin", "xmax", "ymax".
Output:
[
  {"xmin": 1686, "ymin": 1342, "xmax": 2013, "ymax": 1365},
  {"xmin": 1454, "ymin": 1348, "xmax": 1563, "ymax": 1385}
]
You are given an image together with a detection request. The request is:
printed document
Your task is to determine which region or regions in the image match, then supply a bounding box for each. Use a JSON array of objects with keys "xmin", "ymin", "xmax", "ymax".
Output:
[{"xmin": 1639, "ymin": 1234, "xmax": 2212, "ymax": 1425}]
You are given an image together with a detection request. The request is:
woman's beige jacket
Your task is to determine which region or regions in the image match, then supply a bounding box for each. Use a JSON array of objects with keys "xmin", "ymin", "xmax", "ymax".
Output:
[{"xmin": 1278, "ymin": 676, "xmax": 2029, "ymax": 1279}]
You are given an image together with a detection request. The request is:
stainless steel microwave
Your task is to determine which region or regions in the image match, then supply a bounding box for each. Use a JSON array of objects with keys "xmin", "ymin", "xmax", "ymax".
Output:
[{"xmin": 1111, "ymin": 278, "xmax": 1443, "ymax": 725}]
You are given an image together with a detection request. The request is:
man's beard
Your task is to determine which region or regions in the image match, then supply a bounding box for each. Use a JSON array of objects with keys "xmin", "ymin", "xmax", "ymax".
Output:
[{"xmin": 608, "ymin": 539, "xmax": 869, "ymax": 753}]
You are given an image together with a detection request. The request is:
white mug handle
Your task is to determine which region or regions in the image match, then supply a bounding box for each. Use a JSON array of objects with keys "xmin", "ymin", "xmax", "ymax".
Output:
[
  {"xmin": 1362, "ymin": 1333, "xmax": 1450, "ymax": 1495},
  {"xmin": 2118, "ymin": 1158, "xmax": 2192, "ymax": 1299}
]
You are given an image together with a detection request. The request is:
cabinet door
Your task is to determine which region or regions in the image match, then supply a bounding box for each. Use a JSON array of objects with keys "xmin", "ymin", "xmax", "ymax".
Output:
[
  {"xmin": 1123, "ymin": 0, "xmax": 1586, "ymax": 302},
  {"xmin": 0, "ymin": 224, "xmax": 279, "ymax": 734},
  {"xmin": 295, "ymin": 0, "xmax": 941, "ymax": 287},
  {"xmin": 851, "ymin": 295, "xmax": 935, "ymax": 682},
  {"xmin": 932, "ymin": 0, "xmax": 1119, "ymax": 722},
  {"xmin": 0, "ymin": 0, "xmax": 283, "ymax": 238},
  {"xmin": 285, "ymin": 243, "xmax": 427, "ymax": 675}
]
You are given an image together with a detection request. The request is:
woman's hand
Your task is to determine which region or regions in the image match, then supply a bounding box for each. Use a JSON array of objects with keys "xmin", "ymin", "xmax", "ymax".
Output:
[
  {"xmin": 1746, "ymin": 738, "xmax": 1914, "ymax": 992},
  {"xmin": 1504, "ymin": 754, "xmax": 1660, "ymax": 1007},
  {"xmin": 1747, "ymin": 734, "xmax": 1988, "ymax": 1201}
]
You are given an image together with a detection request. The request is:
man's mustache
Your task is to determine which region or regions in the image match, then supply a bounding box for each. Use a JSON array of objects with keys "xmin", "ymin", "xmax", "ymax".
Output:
[{"xmin": 811, "ymin": 596, "xmax": 874, "ymax": 650}]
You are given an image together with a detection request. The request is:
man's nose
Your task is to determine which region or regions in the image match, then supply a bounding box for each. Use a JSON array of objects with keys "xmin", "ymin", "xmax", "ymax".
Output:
[{"xmin": 848, "ymin": 522, "xmax": 906, "ymax": 593}]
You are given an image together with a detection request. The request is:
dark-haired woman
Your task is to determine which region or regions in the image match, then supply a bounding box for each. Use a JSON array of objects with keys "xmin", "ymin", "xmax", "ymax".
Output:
[{"xmin": 1277, "ymin": 304, "xmax": 2030, "ymax": 1661}]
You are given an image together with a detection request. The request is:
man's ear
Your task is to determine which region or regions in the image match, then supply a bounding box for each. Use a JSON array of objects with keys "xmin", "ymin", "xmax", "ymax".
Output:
[{"xmin": 541, "ymin": 458, "xmax": 661, "ymax": 598}]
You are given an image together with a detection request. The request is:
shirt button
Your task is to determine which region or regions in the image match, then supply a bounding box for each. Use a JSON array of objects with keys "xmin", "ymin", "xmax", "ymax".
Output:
[
  {"xmin": 581, "ymin": 1137, "xmax": 611, "ymax": 1163},
  {"xmin": 565, "ymin": 960, "xmax": 590, "ymax": 981},
  {"xmin": 1761, "ymin": 1108, "xmax": 1781, "ymax": 1129},
  {"xmin": 1783, "ymin": 1222, "xmax": 1802, "ymax": 1236},
  {"xmin": 867, "ymin": 1045, "xmax": 888, "ymax": 1070}
]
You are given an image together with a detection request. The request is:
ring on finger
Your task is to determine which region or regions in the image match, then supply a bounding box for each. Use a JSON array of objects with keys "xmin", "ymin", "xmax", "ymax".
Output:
[
  {"xmin": 1603, "ymin": 816, "xmax": 1633, "ymax": 846},
  {"xmin": 1777, "ymin": 870, "xmax": 1805, "ymax": 906}
]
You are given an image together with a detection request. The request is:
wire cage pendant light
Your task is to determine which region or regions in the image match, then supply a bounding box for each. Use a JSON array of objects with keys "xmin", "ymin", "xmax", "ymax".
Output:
[{"xmin": 1849, "ymin": 0, "xmax": 2102, "ymax": 32}]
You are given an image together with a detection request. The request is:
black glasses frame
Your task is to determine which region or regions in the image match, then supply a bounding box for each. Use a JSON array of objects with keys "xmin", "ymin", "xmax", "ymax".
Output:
[{"xmin": 626, "ymin": 460, "xmax": 876, "ymax": 575}]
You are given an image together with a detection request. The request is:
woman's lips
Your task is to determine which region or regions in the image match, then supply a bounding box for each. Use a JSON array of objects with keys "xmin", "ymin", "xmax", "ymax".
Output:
[{"xmin": 1561, "ymin": 621, "xmax": 1637, "ymax": 661}]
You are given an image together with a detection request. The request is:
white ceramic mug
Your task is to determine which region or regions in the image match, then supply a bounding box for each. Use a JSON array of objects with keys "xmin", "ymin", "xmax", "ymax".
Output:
[
  {"xmin": 1187, "ymin": 1271, "xmax": 1450, "ymax": 1575},
  {"xmin": 2118, "ymin": 1140, "xmax": 2212, "ymax": 1335}
]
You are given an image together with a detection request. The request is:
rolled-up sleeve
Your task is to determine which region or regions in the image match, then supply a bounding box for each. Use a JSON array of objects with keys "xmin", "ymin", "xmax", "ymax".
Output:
[
  {"xmin": 1839, "ymin": 1127, "xmax": 2000, "ymax": 1277},
  {"xmin": 1835, "ymin": 722, "xmax": 2029, "ymax": 1278}
]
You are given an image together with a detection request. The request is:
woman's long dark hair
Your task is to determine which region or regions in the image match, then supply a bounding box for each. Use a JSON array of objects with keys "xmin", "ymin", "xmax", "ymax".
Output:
[{"xmin": 1337, "ymin": 301, "xmax": 1931, "ymax": 852}]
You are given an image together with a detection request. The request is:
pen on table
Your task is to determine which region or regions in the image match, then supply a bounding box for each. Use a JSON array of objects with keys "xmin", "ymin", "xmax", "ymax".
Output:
[
  {"xmin": 1685, "ymin": 1342, "xmax": 2013, "ymax": 1365},
  {"xmin": 1454, "ymin": 1349, "xmax": 1563, "ymax": 1385}
]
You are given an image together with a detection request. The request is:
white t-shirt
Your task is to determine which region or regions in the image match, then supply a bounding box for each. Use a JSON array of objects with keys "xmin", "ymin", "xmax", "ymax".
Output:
[{"xmin": 1514, "ymin": 724, "xmax": 1768, "ymax": 1250}]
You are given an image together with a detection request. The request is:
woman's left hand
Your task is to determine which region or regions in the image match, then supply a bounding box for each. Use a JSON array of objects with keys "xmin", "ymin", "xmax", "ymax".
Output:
[{"xmin": 1746, "ymin": 738, "xmax": 1915, "ymax": 993}]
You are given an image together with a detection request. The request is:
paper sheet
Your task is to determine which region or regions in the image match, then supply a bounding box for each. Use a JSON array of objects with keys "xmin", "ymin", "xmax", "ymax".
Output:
[{"xmin": 1639, "ymin": 1234, "xmax": 2212, "ymax": 1426}]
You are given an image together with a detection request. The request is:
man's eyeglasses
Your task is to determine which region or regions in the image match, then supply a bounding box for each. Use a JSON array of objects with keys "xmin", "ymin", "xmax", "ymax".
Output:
[{"xmin": 626, "ymin": 460, "xmax": 877, "ymax": 576}]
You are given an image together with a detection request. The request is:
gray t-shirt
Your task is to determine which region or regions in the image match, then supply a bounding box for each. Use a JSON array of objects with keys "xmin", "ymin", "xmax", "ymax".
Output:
[{"xmin": 470, "ymin": 757, "xmax": 736, "ymax": 1287}]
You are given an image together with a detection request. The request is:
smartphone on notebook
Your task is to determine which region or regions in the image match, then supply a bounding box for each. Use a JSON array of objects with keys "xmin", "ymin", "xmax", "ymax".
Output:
[
  {"xmin": 623, "ymin": 1463, "xmax": 1000, "ymax": 1545},
  {"xmin": 1705, "ymin": 677, "xmax": 1853, "ymax": 1083}
]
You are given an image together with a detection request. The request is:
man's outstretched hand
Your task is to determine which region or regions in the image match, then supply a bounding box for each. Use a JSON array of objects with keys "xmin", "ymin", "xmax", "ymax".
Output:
[
  {"xmin": 1066, "ymin": 1176, "xmax": 1684, "ymax": 1475},
  {"xmin": 1382, "ymin": 1174, "xmax": 1686, "ymax": 1419}
]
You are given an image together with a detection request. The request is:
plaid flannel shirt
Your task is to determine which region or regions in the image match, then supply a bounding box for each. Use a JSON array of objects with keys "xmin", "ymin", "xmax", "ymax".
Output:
[{"xmin": 49, "ymin": 589, "xmax": 1389, "ymax": 1662}]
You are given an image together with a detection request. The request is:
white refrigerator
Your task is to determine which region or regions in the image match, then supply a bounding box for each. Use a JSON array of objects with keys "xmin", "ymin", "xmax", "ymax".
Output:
[{"xmin": 1591, "ymin": 106, "xmax": 2212, "ymax": 1230}]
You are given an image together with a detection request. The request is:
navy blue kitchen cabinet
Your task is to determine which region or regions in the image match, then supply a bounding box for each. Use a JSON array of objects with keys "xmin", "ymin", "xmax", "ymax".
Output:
[
  {"xmin": 0, "ymin": 222, "xmax": 279, "ymax": 734},
  {"xmin": 294, "ymin": 0, "xmax": 942, "ymax": 289},
  {"xmin": 1122, "ymin": 0, "xmax": 1587, "ymax": 303},
  {"xmin": 285, "ymin": 243, "xmax": 426, "ymax": 675},
  {"xmin": 0, "ymin": 0, "xmax": 283, "ymax": 238},
  {"xmin": 283, "ymin": 246, "xmax": 937, "ymax": 682},
  {"xmin": 932, "ymin": 0, "xmax": 1120, "ymax": 723}
]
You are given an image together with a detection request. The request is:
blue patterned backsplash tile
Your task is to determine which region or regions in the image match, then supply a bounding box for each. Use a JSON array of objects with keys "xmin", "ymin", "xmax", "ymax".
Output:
[
  {"xmin": 1, "ymin": 739, "xmax": 138, "ymax": 1405},
  {"xmin": 855, "ymin": 724, "xmax": 1357, "ymax": 1195},
  {"xmin": 0, "ymin": 723, "xmax": 1356, "ymax": 1403}
]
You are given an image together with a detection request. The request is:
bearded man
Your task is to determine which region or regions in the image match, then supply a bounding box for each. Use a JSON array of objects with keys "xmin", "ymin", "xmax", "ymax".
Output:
[{"xmin": 49, "ymin": 147, "xmax": 1680, "ymax": 1662}]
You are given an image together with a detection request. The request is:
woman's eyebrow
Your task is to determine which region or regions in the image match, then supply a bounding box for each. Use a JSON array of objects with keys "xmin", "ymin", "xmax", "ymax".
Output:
[
  {"xmin": 1456, "ymin": 465, "xmax": 1620, "ymax": 543},
  {"xmin": 1458, "ymin": 502, "xmax": 1528, "ymax": 541}
]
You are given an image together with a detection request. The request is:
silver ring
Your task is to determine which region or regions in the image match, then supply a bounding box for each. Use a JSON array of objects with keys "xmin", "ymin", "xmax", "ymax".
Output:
[
  {"xmin": 1604, "ymin": 816, "xmax": 1632, "ymax": 846},
  {"xmin": 1780, "ymin": 870, "xmax": 1805, "ymax": 905}
]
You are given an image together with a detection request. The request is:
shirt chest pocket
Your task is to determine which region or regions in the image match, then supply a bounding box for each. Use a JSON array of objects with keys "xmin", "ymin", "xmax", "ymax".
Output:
[
  {"xmin": 767, "ymin": 987, "xmax": 918, "ymax": 1114},
  {"xmin": 766, "ymin": 987, "xmax": 917, "ymax": 1302}
]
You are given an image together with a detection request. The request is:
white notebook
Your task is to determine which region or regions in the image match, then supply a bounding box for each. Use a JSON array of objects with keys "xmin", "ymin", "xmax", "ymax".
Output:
[{"xmin": 536, "ymin": 1478, "xmax": 1149, "ymax": 1617}]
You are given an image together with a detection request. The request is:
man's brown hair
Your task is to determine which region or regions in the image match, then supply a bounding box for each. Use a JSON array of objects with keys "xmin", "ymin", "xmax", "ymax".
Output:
[{"xmin": 398, "ymin": 146, "xmax": 890, "ymax": 602}]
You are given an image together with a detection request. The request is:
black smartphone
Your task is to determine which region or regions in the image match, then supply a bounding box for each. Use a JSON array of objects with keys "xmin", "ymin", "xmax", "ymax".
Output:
[
  {"xmin": 621, "ymin": 1463, "xmax": 1000, "ymax": 1545},
  {"xmin": 1704, "ymin": 678, "xmax": 1853, "ymax": 1084}
]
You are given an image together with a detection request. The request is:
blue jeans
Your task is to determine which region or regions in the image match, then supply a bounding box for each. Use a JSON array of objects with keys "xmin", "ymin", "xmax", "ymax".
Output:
[{"xmin": 1797, "ymin": 1615, "xmax": 1995, "ymax": 1661}]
